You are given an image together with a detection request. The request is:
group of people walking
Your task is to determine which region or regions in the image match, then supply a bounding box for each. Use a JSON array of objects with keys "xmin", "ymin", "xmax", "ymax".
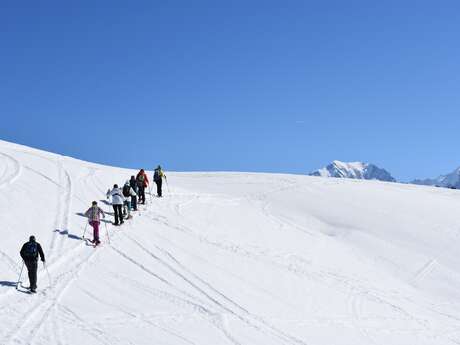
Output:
[{"xmin": 19, "ymin": 166, "xmax": 166, "ymax": 293}]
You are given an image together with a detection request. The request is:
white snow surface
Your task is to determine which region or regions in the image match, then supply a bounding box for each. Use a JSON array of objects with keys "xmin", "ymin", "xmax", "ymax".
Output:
[{"xmin": 1, "ymin": 140, "xmax": 460, "ymax": 345}]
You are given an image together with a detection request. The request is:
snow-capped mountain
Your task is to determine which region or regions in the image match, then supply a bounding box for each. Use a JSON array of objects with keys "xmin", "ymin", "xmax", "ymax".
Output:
[
  {"xmin": 310, "ymin": 160, "xmax": 396, "ymax": 182},
  {"xmin": 412, "ymin": 166, "xmax": 460, "ymax": 188}
]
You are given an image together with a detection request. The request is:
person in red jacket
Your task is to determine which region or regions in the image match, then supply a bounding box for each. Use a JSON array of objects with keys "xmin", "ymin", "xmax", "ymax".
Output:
[{"xmin": 136, "ymin": 169, "xmax": 149, "ymax": 204}]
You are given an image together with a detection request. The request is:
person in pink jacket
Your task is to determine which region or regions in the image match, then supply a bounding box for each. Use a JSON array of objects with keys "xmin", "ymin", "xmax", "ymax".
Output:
[{"xmin": 84, "ymin": 201, "xmax": 105, "ymax": 245}]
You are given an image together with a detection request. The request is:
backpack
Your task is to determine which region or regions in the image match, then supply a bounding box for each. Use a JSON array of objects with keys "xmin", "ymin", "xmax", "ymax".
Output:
[
  {"xmin": 154, "ymin": 169, "xmax": 161, "ymax": 181},
  {"xmin": 23, "ymin": 242, "xmax": 38, "ymax": 259},
  {"xmin": 137, "ymin": 174, "xmax": 145, "ymax": 187},
  {"xmin": 123, "ymin": 185, "xmax": 131, "ymax": 197}
]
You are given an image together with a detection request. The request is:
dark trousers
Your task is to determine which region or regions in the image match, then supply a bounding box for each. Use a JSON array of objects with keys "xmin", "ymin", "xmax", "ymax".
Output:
[
  {"xmin": 113, "ymin": 204, "xmax": 123, "ymax": 224},
  {"xmin": 25, "ymin": 260, "xmax": 38, "ymax": 290},
  {"xmin": 155, "ymin": 179, "xmax": 162, "ymax": 197},
  {"xmin": 138, "ymin": 186, "xmax": 145, "ymax": 204},
  {"xmin": 131, "ymin": 195, "xmax": 137, "ymax": 210}
]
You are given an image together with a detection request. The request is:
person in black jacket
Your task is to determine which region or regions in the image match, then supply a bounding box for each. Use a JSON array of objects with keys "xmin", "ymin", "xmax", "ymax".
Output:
[
  {"xmin": 20, "ymin": 235, "xmax": 45, "ymax": 293},
  {"xmin": 129, "ymin": 175, "xmax": 138, "ymax": 211}
]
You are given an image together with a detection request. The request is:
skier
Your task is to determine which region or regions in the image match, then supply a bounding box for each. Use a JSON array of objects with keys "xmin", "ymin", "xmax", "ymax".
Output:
[
  {"xmin": 136, "ymin": 169, "xmax": 149, "ymax": 204},
  {"xmin": 106, "ymin": 184, "xmax": 124, "ymax": 225},
  {"xmin": 122, "ymin": 181, "xmax": 137, "ymax": 219},
  {"xmin": 19, "ymin": 236, "xmax": 45, "ymax": 293},
  {"xmin": 84, "ymin": 201, "xmax": 105, "ymax": 245},
  {"xmin": 153, "ymin": 165, "xmax": 166, "ymax": 197},
  {"xmin": 129, "ymin": 175, "xmax": 138, "ymax": 211}
]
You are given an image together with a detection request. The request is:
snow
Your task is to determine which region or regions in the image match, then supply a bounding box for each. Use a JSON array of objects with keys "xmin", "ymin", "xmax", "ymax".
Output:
[{"xmin": 1, "ymin": 139, "xmax": 460, "ymax": 344}]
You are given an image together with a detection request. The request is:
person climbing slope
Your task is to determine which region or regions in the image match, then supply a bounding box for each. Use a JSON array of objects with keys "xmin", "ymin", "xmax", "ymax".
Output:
[
  {"xmin": 84, "ymin": 201, "xmax": 105, "ymax": 245},
  {"xmin": 19, "ymin": 236, "xmax": 45, "ymax": 293},
  {"xmin": 136, "ymin": 169, "xmax": 149, "ymax": 204},
  {"xmin": 129, "ymin": 175, "xmax": 138, "ymax": 211},
  {"xmin": 153, "ymin": 165, "xmax": 166, "ymax": 197},
  {"xmin": 106, "ymin": 184, "xmax": 125, "ymax": 225},
  {"xmin": 122, "ymin": 180, "xmax": 137, "ymax": 219}
]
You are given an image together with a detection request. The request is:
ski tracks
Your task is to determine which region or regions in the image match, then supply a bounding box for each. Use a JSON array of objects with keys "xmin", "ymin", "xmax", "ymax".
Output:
[
  {"xmin": 48, "ymin": 159, "xmax": 73, "ymax": 261},
  {"xmin": 0, "ymin": 151, "xmax": 22, "ymax": 189},
  {"xmin": 118, "ymin": 231, "xmax": 309, "ymax": 345}
]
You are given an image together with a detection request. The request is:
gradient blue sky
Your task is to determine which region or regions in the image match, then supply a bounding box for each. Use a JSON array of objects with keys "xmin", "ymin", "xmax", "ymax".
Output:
[{"xmin": 1, "ymin": 1, "xmax": 459, "ymax": 181}]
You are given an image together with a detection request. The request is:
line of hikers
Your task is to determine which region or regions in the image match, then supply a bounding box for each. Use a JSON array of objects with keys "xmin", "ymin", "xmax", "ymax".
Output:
[{"xmin": 18, "ymin": 166, "xmax": 166, "ymax": 293}]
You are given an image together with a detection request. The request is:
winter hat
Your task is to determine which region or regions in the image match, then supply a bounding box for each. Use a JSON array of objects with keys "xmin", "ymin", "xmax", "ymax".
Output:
[
  {"xmin": 29, "ymin": 235, "xmax": 36, "ymax": 242},
  {"xmin": 92, "ymin": 201, "xmax": 97, "ymax": 206},
  {"xmin": 114, "ymin": 184, "xmax": 118, "ymax": 188}
]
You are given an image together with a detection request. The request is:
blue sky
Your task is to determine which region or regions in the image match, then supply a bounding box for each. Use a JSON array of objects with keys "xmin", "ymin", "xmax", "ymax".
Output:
[{"xmin": 1, "ymin": 1, "xmax": 459, "ymax": 181}]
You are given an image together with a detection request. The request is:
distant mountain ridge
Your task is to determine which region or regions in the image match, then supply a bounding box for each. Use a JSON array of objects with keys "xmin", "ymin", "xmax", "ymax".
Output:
[
  {"xmin": 310, "ymin": 160, "xmax": 396, "ymax": 182},
  {"xmin": 412, "ymin": 167, "xmax": 460, "ymax": 189}
]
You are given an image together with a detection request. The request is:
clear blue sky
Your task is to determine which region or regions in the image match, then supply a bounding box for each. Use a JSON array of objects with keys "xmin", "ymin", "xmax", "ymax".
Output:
[{"xmin": 1, "ymin": 1, "xmax": 459, "ymax": 181}]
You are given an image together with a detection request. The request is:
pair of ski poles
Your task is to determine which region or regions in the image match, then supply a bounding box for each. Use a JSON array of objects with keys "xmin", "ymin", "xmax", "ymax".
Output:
[
  {"xmin": 16, "ymin": 260, "xmax": 52, "ymax": 289},
  {"xmin": 82, "ymin": 219, "xmax": 110, "ymax": 244}
]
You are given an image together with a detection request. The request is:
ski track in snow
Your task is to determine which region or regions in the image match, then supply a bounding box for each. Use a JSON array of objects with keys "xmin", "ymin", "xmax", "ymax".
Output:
[
  {"xmin": 0, "ymin": 152, "xmax": 22, "ymax": 189},
  {"xmin": 119, "ymin": 231, "xmax": 308, "ymax": 345}
]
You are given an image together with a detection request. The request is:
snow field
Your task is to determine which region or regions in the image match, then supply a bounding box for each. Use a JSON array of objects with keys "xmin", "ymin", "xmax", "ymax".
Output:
[{"xmin": 1, "ymin": 139, "xmax": 460, "ymax": 344}]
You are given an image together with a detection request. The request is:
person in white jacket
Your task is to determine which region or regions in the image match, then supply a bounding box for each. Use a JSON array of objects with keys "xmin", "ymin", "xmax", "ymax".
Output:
[
  {"xmin": 106, "ymin": 184, "xmax": 125, "ymax": 225},
  {"xmin": 122, "ymin": 181, "xmax": 137, "ymax": 219}
]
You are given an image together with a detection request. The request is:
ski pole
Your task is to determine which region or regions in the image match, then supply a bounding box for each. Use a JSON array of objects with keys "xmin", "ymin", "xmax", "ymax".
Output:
[
  {"xmin": 43, "ymin": 261, "xmax": 52, "ymax": 287},
  {"xmin": 165, "ymin": 177, "xmax": 170, "ymax": 194},
  {"xmin": 104, "ymin": 221, "xmax": 111, "ymax": 244},
  {"xmin": 82, "ymin": 221, "xmax": 88, "ymax": 240},
  {"xmin": 16, "ymin": 260, "xmax": 24, "ymax": 290}
]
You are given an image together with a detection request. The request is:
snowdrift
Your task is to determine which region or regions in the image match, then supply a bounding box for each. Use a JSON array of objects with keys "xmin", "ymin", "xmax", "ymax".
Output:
[{"xmin": 1, "ymin": 139, "xmax": 460, "ymax": 345}]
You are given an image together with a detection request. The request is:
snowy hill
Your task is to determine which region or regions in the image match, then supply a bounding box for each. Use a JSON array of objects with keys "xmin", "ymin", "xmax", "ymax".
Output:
[
  {"xmin": 1, "ymin": 140, "xmax": 460, "ymax": 345},
  {"xmin": 413, "ymin": 166, "xmax": 460, "ymax": 189},
  {"xmin": 310, "ymin": 160, "xmax": 396, "ymax": 182}
]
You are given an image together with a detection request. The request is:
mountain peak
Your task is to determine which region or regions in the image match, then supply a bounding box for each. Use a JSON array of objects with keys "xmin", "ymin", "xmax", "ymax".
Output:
[{"xmin": 310, "ymin": 161, "xmax": 396, "ymax": 182}]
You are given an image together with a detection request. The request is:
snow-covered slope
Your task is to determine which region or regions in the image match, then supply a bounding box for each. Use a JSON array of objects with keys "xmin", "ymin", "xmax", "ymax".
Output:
[
  {"xmin": 310, "ymin": 160, "xmax": 396, "ymax": 182},
  {"xmin": 413, "ymin": 166, "xmax": 460, "ymax": 189},
  {"xmin": 1, "ymin": 140, "xmax": 460, "ymax": 345}
]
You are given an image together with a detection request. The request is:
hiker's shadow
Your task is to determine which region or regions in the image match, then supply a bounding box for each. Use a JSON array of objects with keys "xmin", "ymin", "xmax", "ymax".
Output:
[
  {"xmin": 0, "ymin": 281, "xmax": 30, "ymax": 293},
  {"xmin": 54, "ymin": 229, "xmax": 83, "ymax": 241},
  {"xmin": 100, "ymin": 199, "xmax": 111, "ymax": 206},
  {"xmin": 0, "ymin": 281, "xmax": 17, "ymax": 287}
]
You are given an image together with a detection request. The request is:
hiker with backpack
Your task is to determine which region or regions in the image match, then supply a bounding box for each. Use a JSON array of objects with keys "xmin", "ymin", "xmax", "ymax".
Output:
[
  {"xmin": 136, "ymin": 169, "xmax": 149, "ymax": 204},
  {"xmin": 153, "ymin": 165, "xmax": 166, "ymax": 197},
  {"xmin": 19, "ymin": 236, "xmax": 45, "ymax": 293},
  {"xmin": 129, "ymin": 175, "xmax": 138, "ymax": 211},
  {"xmin": 106, "ymin": 184, "xmax": 125, "ymax": 225},
  {"xmin": 122, "ymin": 180, "xmax": 137, "ymax": 219},
  {"xmin": 84, "ymin": 201, "xmax": 105, "ymax": 245}
]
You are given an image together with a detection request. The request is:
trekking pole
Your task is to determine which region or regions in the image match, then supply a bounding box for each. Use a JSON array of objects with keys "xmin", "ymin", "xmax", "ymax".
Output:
[
  {"xmin": 16, "ymin": 260, "xmax": 24, "ymax": 290},
  {"xmin": 104, "ymin": 221, "xmax": 111, "ymax": 244},
  {"xmin": 43, "ymin": 261, "xmax": 52, "ymax": 287},
  {"xmin": 165, "ymin": 177, "xmax": 170, "ymax": 194},
  {"xmin": 82, "ymin": 221, "xmax": 88, "ymax": 240}
]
